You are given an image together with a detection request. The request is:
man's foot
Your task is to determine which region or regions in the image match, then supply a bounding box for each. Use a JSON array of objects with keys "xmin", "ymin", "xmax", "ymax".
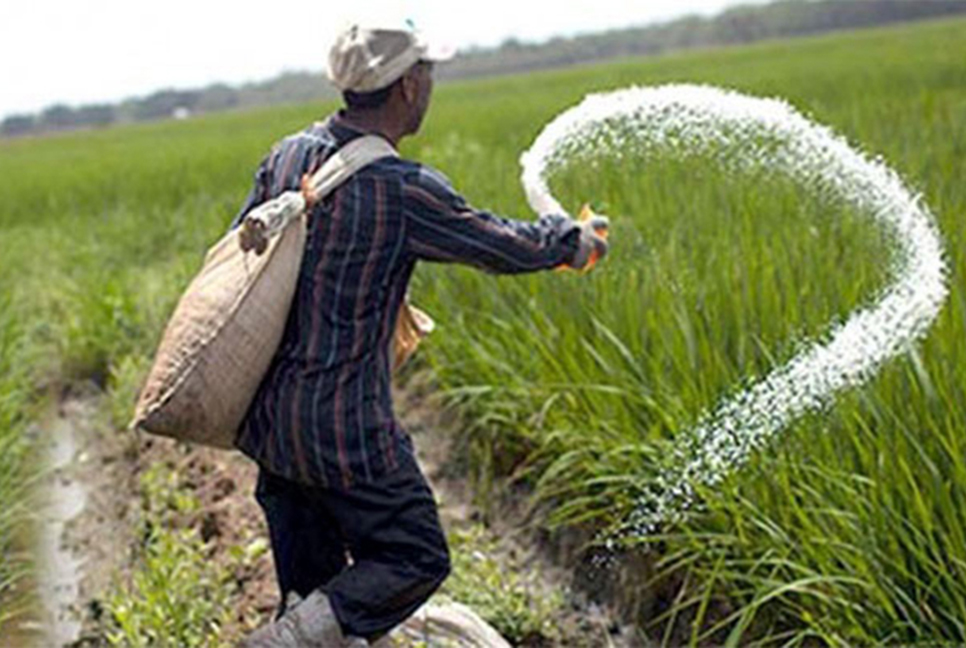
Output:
[{"xmin": 240, "ymin": 590, "xmax": 366, "ymax": 647}]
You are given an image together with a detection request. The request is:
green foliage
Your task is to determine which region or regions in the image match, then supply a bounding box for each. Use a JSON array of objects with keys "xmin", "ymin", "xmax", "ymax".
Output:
[
  {"xmin": 105, "ymin": 464, "xmax": 232, "ymax": 648},
  {"xmin": 414, "ymin": 18, "xmax": 966, "ymax": 646},
  {"xmin": 0, "ymin": 15, "xmax": 965, "ymax": 645},
  {"xmin": 442, "ymin": 525, "xmax": 563, "ymax": 645},
  {"xmin": 107, "ymin": 526, "xmax": 229, "ymax": 648},
  {"xmin": 0, "ymin": 291, "xmax": 32, "ymax": 623},
  {"xmin": 106, "ymin": 353, "xmax": 153, "ymax": 430}
]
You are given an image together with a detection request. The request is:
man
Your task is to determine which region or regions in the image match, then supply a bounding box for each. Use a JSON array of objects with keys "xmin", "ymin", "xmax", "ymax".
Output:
[{"xmin": 238, "ymin": 23, "xmax": 609, "ymax": 647}]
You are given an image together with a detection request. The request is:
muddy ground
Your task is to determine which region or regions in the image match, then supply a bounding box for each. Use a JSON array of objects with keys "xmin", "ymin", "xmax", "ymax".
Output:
[{"xmin": 21, "ymin": 374, "xmax": 639, "ymax": 647}]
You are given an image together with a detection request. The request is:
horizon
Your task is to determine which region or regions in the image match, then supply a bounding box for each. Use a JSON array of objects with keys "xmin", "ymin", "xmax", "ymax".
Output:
[{"xmin": 0, "ymin": 0, "xmax": 770, "ymax": 121}]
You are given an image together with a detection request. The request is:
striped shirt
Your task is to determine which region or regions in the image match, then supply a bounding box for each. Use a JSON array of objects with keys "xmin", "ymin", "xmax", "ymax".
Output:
[{"xmin": 231, "ymin": 112, "xmax": 580, "ymax": 490}]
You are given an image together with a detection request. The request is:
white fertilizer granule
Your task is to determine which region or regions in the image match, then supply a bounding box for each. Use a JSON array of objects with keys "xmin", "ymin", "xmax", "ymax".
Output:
[{"xmin": 521, "ymin": 84, "xmax": 949, "ymax": 539}]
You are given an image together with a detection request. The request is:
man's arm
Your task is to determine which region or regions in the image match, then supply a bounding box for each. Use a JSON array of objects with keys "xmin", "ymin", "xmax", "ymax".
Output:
[
  {"xmin": 402, "ymin": 166, "xmax": 582, "ymax": 274},
  {"xmin": 229, "ymin": 155, "xmax": 274, "ymax": 230}
]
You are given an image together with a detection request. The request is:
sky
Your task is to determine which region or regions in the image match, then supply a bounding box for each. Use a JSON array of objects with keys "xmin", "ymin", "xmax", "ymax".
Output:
[{"xmin": 0, "ymin": 0, "xmax": 770, "ymax": 120}]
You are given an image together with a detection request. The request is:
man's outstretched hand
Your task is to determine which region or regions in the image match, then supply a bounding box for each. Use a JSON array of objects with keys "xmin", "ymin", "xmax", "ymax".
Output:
[{"xmin": 565, "ymin": 204, "xmax": 610, "ymax": 272}]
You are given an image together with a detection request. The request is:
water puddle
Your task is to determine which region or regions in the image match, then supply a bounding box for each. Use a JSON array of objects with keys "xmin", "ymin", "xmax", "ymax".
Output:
[
  {"xmin": 3, "ymin": 391, "xmax": 135, "ymax": 648},
  {"xmin": 32, "ymin": 406, "xmax": 87, "ymax": 647}
]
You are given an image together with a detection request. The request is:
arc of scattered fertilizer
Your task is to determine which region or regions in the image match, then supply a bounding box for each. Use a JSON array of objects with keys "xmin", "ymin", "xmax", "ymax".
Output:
[{"xmin": 520, "ymin": 84, "xmax": 949, "ymax": 537}]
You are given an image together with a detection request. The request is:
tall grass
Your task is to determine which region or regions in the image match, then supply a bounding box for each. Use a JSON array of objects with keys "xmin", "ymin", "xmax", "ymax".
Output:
[
  {"xmin": 0, "ymin": 15, "xmax": 963, "ymax": 644},
  {"xmin": 0, "ymin": 291, "xmax": 32, "ymax": 623},
  {"xmin": 408, "ymin": 18, "xmax": 966, "ymax": 646},
  {"xmin": 0, "ymin": 106, "xmax": 306, "ymax": 625}
]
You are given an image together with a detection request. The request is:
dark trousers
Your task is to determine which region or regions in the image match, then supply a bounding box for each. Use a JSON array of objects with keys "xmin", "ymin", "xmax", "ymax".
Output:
[{"xmin": 254, "ymin": 441, "xmax": 451, "ymax": 640}]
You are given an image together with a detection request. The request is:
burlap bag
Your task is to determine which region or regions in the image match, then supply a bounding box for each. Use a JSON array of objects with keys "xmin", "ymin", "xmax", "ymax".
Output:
[{"xmin": 131, "ymin": 136, "xmax": 429, "ymax": 448}]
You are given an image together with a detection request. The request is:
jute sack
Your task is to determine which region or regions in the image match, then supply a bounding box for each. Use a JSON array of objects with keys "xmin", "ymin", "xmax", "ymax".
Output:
[{"xmin": 131, "ymin": 135, "xmax": 428, "ymax": 449}]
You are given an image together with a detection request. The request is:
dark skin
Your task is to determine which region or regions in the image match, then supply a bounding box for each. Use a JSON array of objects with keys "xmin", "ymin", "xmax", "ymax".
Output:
[{"xmin": 338, "ymin": 61, "xmax": 435, "ymax": 147}]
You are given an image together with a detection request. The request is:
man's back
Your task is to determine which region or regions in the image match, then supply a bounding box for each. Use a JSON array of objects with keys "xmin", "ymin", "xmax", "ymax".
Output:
[
  {"xmin": 234, "ymin": 113, "xmax": 585, "ymax": 492},
  {"xmin": 234, "ymin": 116, "xmax": 416, "ymax": 491}
]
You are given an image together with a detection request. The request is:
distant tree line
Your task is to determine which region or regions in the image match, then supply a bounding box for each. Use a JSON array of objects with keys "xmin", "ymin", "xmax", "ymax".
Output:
[
  {"xmin": 0, "ymin": 72, "xmax": 338, "ymax": 138},
  {"xmin": 3, "ymin": 0, "xmax": 965, "ymax": 138},
  {"xmin": 437, "ymin": 0, "xmax": 966, "ymax": 81}
]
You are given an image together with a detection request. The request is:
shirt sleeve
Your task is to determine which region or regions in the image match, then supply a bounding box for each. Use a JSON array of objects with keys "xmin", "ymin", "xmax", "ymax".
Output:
[
  {"xmin": 402, "ymin": 166, "xmax": 580, "ymax": 274},
  {"xmin": 229, "ymin": 155, "xmax": 273, "ymax": 230}
]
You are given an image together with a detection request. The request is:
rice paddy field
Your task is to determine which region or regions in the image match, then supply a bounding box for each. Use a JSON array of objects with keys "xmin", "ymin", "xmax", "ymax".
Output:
[{"xmin": 1, "ymin": 15, "xmax": 965, "ymax": 646}]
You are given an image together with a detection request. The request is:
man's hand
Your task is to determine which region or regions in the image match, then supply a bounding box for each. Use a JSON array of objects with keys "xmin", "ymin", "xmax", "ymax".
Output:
[
  {"xmin": 239, "ymin": 217, "xmax": 269, "ymax": 255},
  {"xmin": 567, "ymin": 206, "xmax": 609, "ymax": 271}
]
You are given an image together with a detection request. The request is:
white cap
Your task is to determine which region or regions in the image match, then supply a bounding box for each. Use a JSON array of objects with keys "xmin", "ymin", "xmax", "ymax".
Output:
[{"xmin": 327, "ymin": 24, "xmax": 454, "ymax": 94}]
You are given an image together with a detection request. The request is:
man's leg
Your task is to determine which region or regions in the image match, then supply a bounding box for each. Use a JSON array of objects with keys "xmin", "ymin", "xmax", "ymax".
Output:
[
  {"xmin": 319, "ymin": 441, "xmax": 451, "ymax": 641},
  {"xmin": 255, "ymin": 467, "xmax": 349, "ymax": 611}
]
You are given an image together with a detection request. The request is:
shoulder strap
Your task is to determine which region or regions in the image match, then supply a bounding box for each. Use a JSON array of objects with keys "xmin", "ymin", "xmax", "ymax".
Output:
[
  {"xmin": 308, "ymin": 135, "xmax": 399, "ymax": 201},
  {"xmin": 236, "ymin": 135, "xmax": 398, "ymax": 255}
]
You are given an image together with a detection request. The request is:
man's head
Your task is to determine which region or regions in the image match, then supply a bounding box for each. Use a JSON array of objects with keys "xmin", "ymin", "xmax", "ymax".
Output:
[{"xmin": 327, "ymin": 25, "xmax": 451, "ymax": 137}]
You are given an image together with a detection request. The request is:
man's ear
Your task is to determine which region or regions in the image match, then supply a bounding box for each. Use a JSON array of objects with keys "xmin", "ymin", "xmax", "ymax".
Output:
[{"xmin": 400, "ymin": 68, "xmax": 418, "ymax": 104}]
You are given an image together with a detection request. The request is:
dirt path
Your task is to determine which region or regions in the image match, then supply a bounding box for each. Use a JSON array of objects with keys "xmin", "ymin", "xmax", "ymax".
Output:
[
  {"xmin": 49, "ymin": 385, "xmax": 139, "ymax": 647},
  {"xmin": 35, "ymin": 396, "xmax": 93, "ymax": 645},
  {"xmin": 0, "ymin": 383, "xmax": 137, "ymax": 648},
  {"xmin": 29, "ymin": 376, "xmax": 636, "ymax": 647}
]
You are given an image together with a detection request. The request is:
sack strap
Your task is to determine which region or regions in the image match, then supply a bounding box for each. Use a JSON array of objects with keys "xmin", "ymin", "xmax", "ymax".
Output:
[
  {"xmin": 239, "ymin": 135, "xmax": 397, "ymax": 254},
  {"xmin": 306, "ymin": 135, "xmax": 398, "ymax": 201}
]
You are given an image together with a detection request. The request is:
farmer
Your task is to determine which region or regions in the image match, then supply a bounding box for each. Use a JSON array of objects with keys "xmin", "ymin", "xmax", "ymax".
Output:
[{"xmin": 236, "ymin": 23, "xmax": 609, "ymax": 647}]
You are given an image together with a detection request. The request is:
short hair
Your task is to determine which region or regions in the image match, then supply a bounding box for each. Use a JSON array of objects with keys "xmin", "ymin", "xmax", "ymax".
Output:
[
  {"xmin": 342, "ymin": 78, "xmax": 399, "ymax": 110},
  {"xmin": 341, "ymin": 61, "xmax": 432, "ymax": 110}
]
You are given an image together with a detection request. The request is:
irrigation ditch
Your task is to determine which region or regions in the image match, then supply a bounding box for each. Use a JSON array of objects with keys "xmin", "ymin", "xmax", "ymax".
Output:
[{"xmin": 11, "ymin": 371, "xmax": 642, "ymax": 647}]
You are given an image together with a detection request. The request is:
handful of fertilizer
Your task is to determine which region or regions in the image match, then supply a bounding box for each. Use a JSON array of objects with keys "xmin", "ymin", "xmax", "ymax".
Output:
[{"xmin": 556, "ymin": 203, "xmax": 610, "ymax": 273}]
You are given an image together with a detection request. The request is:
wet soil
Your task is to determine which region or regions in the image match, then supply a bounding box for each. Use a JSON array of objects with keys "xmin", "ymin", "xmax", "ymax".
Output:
[
  {"xmin": 1, "ymin": 383, "xmax": 138, "ymax": 648},
  {"xmin": 29, "ymin": 374, "xmax": 639, "ymax": 647}
]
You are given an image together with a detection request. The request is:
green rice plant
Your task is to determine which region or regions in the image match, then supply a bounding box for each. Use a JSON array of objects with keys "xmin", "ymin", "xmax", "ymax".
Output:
[
  {"xmin": 0, "ymin": 15, "xmax": 965, "ymax": 646},
  {"xmin": 421, "ymin": 147, "xmax": 893, "ymax": 524},
  {"xmin": 105, "ymin": 464, "xmax": 233, "ymax": 648},
  {"xmin": 0, "ymin": 291, "xmax": 33, "ymax": 623},
  {"xmin": 107, "ymin": 353, "xmax": 153, "ymax": 430},
  {"xmin": 405, "ymin": 18, "xmax": 966, "ymax": 645},
  {"xmin": 441, "ymin": 524, "xmax": 564, "ymax": 645}
]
